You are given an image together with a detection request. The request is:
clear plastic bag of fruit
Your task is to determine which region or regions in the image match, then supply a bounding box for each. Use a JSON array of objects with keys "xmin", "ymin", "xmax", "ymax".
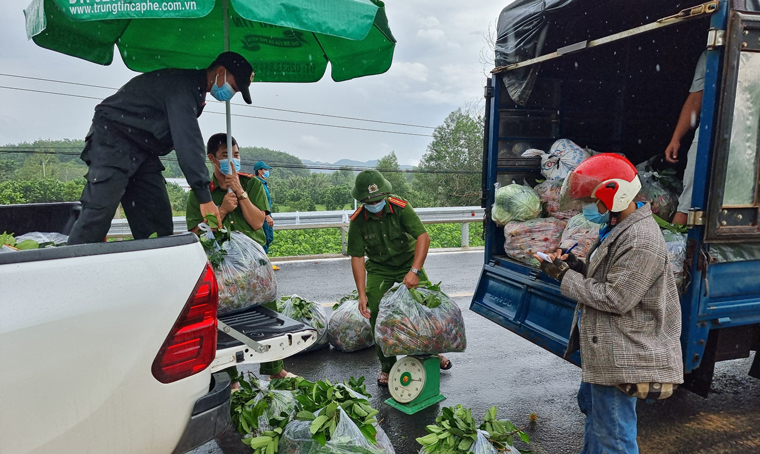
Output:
[
  {"xmin": 278, "ymin": 295, "xmax": 329, "ymax": 352},
  {"xmin": 375, "ymin": 284, "xmax": 466, "ymax": 357},
  {"xmin": 328, "ymin": 296, "xmax": 374, "ymax": 352},
  {"xmin": 534, "ymin": 179, "xmax": 580, "ymax": 220},
  {"xmin": 200, "ymin": 227, "xmax": 278, "ymax": 315},
  {"xmin": 503, "ymin": 218, "xmax": 567, "ymax": 267},
  {"xmin": 559, "ymin": 214, "xmax": 599, "ymax": 260}
]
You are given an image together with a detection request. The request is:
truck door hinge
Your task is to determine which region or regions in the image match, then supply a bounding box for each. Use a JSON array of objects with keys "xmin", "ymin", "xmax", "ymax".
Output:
[
  {"xmin": 707, "ymin": 28, "xmax": 726, "ymax": 49},
  {"xmin": 687, "ymin": 210, "xmax": 706, "ymax": 226},
  {"xmin": 658, "ymin": 1, "xmax": 719, "ymax": 24},
  {"xmin": 217, "ymin": 320, "xmax": 270, "ymax": 354}
]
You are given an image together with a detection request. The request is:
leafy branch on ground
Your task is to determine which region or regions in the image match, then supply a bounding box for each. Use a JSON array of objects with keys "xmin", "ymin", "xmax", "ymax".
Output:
[{"xmin": 417, "ymin": 405, "xmax": 533, "ymax": 453}]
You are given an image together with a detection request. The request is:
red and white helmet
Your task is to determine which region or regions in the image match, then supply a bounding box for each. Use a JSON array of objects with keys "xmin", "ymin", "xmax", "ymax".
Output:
[{"xmin": 559, "ymin": 153, "xmax": 642, "ymax": 212}]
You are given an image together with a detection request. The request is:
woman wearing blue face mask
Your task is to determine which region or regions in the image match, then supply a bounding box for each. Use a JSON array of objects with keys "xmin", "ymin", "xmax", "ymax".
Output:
[
  {"xmin": 535, "ymin": 154, "xmax": 683, "ymax": 454},
  {"xmin": 255, "ymin": 161, "xmax": 276, "ymax": 258}
]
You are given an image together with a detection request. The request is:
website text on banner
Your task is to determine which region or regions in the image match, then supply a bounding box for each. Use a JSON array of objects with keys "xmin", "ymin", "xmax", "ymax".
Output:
[{"xmin": 62, "ymin": 0, "xmax": 209, "ymax": 20}]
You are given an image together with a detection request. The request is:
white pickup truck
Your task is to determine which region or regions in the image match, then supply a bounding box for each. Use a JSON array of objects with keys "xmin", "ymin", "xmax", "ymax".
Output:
[{"xmin": 0, "ymin": 202, "xmax": 317, "ymax": 454}]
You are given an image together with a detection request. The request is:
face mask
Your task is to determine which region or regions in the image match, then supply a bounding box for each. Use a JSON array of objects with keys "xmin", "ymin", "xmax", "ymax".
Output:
[
  {"xmin": 218, "ymin": 158, "xmax": 241, "ymax": 174},
  {"xmin": 583, "ymin": 202, "xmax": 610, "ymax": 225},
  {"xmin": 263, "ymin": 170, "xmax": 270, "ymax": 178},
  {"xmin": 365, "ymin": 199, "xmax": 386, "ymax": 213},
  {"xmin": 210, "ymin": 71, "xmax": 236, "ymax": 102}
]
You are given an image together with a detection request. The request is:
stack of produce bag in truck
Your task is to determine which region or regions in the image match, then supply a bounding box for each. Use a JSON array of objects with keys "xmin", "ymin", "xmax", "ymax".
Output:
[
  {"xmin": 328, "ymin": 292, "xmax": 375, "ymax": 352},
  {"xmin": 375, "ymin": 284, "xmax": 466, "ymax": 357}
]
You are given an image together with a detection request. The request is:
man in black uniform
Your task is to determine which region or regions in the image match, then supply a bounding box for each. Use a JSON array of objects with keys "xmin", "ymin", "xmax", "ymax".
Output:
[{"xmin": 67, "ymin": 52, "xmax": 254, "ymax": 245}]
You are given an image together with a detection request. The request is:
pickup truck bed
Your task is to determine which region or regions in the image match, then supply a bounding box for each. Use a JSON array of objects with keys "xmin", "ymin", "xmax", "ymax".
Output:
[{"xmin": 0, "ymin": 202, "xmax": 316, "ymax": 454}]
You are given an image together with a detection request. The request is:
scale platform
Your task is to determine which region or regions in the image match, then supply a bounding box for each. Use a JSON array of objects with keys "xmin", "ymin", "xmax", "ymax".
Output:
[{"xmin": 385, "ymin": 355, "xmax": 446, "ymax": 415}]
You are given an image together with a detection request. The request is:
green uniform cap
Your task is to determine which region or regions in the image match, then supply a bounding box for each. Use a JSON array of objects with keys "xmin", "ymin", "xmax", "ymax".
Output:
[{"xmin": 352, "ymin": 169, "xmax": 392, "ymax": 202}]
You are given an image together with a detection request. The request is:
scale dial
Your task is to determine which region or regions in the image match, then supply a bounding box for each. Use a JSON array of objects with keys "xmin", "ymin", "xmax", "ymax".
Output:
[{"xmin": 389, "ymin": 356, "xmax": 426, "ymax": 403}]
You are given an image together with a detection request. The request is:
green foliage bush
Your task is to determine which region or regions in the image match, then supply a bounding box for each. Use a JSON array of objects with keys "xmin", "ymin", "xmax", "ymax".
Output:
[
  {"xmin": 268, "ymin": 229, "xmax": 343, "ymax": 257},
  {"xmin": 267, "ymin": 223, "xmax": 483, "ymax": 257},
  {"xmin": 0, "ymin": 178, "xmax": 85, "ymax": 204}
]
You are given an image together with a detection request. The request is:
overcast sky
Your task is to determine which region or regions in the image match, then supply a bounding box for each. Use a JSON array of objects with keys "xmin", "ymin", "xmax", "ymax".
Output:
[{"xmin": 0, "ymin": 0, "xmax": 507, "ymax": 166}]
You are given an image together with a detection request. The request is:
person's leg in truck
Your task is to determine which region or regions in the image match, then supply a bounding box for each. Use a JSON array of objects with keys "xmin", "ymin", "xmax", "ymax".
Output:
[
  {"xmin": 673, "ymin": 138, "xmax": 698, "ymax": 226},
  {"xmin": 68, "ymin": 119, "xmax": 140, "ymax": 245},
  {"xmin": 121, "ymin": 155, "xmax": 174, "ymax": 240}
]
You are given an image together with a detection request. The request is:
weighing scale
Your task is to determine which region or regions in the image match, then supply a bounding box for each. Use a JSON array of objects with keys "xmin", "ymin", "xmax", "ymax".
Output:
[{"xmin": 385, "ymin": 355, "xmax": 446, "ymax": 415}]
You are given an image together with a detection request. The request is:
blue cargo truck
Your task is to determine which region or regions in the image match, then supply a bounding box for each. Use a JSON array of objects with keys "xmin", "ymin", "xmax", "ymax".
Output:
[{"xmin": 471, "ymin": 0, "xmax": 760, "ymax": 396}]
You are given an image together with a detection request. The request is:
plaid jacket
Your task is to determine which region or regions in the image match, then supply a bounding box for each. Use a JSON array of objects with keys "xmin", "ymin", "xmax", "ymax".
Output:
[{"xmin": 561, "ymin": 204, "xmax": 684, "ymax": 386}]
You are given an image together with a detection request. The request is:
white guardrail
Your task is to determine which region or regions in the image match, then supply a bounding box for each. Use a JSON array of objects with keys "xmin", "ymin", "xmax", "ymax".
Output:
[{"xmin": 107, "ymin": 206, "xmax": 486, "ymax": 248}]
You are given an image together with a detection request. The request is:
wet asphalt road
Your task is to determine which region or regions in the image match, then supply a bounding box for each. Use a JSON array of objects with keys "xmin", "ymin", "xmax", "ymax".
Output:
[{"xmin": 191, "ymin": 250, "xmax": 760, "ymax": 454}]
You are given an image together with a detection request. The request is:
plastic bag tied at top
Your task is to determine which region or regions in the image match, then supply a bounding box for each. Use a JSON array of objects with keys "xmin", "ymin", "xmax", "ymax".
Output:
[
  {"xmin": 199, "ymin": 225, "xmax": 278, "ymax": 315},
  {"xmin": 375, "ymin": 285, "xmax": 467, "ymax": 357},
  {"xmin": 522, "ymin": 139, "xmax": 590, "ymax": 181},
  {"xmin": 278, "ymin": 295, "xmax": 329, "ymax": 352},
  {"xmin": 280, "ymin": 407, "xmax": 394, "ymax": 454},
  {"xmin": 327, "ymin": 299, "xmax": 374, "ymax": 352}
]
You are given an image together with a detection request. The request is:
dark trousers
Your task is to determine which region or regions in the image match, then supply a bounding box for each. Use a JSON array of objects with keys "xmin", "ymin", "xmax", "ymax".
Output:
[{"xmin": 68, "ymin": 119, "xmax": 173, "ymax": 245}]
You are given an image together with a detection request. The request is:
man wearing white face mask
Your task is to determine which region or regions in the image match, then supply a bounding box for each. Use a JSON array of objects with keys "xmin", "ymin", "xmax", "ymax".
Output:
[{"xmin": 68, "ymin": 52, "xmax": 254, "ymax": 244}]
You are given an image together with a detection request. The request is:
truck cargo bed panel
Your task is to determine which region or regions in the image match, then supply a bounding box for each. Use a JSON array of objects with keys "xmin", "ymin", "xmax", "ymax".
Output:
[
  {"xmin": 217, "ymin": 306, "xmax": 307, "ymax": 350},
  {"xmin": 471, "ymin": 263, "xmax": 581, "ymax": 365}
]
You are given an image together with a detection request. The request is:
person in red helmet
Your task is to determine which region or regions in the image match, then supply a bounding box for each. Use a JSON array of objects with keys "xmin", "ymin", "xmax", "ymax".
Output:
[{"xmin": 536, "ymin": 153, "xmax": 683, "ymax": 454}]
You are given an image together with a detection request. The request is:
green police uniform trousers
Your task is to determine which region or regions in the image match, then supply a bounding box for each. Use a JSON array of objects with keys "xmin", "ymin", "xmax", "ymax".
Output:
[{"xmin": 367, "ymin": 266, "xmax": 430, "ymax": 373}]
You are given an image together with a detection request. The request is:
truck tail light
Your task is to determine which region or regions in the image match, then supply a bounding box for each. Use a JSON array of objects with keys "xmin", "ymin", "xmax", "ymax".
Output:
[{"xmin": 152, "ymin": 263, "xmax": 219, "ymax": 384}]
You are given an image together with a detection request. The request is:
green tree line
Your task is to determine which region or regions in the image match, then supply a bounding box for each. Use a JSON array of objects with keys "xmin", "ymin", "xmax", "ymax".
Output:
[{"xmin": 0, "ymin": 109, "xmax": 483, "ymax": 212}]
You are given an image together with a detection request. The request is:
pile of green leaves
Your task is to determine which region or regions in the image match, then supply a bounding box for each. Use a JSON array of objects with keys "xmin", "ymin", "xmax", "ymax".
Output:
[
  {"xmin": 197, "ymin": 215, "xmax": 229, "ymax": 269},
  {"xmin": 294, "ymin": 378, "xmax": 379, "ymax": 446},
  {"xmin": 234, "ymin": 374, "xmax": 381, "ymax": 453},
  {"xmin": 1, "ymin": 231, "xmax": 47, "ymax": 250},
  {"xmin": 417, "ymin": 405, "xmax": 531, "ymax": 454},
  {"xmin": 277, "ymin": 295, "xmax": 324, "ymax": 329},
  {"xmin": 392, "ymin": 282, "xmax": 444, "ymax": 309}
]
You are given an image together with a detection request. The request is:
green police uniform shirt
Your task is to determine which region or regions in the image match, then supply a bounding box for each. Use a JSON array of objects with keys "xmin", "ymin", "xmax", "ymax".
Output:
[
  {"xmin": 347, "ymin": 195, "xmax": 427, "ymax": 273},
  {"xmin": 186, "ymin": 172, "xmax": 270, "ymax": 247}
]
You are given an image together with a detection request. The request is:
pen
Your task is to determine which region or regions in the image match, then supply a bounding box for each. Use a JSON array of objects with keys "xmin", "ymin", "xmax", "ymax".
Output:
[{"xmin": 565, "ymin": 243, "xmax": 579, "ymax": 255}]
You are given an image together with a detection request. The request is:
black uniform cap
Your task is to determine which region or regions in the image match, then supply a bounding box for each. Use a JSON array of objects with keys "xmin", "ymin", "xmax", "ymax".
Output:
[{"xmin": 209, "ymin": 52, "xmax": 254, "ymax": 104}]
